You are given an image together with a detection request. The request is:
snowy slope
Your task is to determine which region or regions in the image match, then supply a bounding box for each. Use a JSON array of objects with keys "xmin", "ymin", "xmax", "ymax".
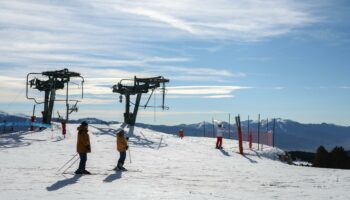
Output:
[{"xmin": 0, "ymin": 124, "xmax": 349, "ymax": 200}]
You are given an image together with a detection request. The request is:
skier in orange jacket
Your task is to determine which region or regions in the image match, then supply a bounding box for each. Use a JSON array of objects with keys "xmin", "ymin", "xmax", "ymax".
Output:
[
  {"xmin": 115, "ymin": 129, "xmax": 128, "ymax": 171},
  {"xmin": 75, "ymin": 121, "xmax": 91, "ymax": 174}
]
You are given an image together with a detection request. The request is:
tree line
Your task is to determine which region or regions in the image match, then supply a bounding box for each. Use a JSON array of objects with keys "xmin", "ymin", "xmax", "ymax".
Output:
[
  {"xmin": 313, "ymin": 146, "xmax": 350, "ymax": 169},
  {"xmin": 289, "ymin": 146, "xmax": 350, "ymax": 169}
]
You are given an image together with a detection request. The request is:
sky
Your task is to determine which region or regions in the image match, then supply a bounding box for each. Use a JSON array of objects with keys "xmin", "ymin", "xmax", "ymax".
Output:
[{"xmin": 0, "ymin": 0, "xmax": 349, "ymax": 126}]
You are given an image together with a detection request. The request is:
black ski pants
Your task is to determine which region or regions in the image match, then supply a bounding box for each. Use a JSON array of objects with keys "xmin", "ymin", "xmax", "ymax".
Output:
[
  {"xmin": 78, "ymin": 153, "xmax": 87, "ymax": 171},
  {"xmin": 118, "ymin": 151, "xmax": 126, "ymax": 167}
]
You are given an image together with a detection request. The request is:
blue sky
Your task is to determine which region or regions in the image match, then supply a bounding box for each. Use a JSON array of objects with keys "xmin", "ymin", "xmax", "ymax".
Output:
[{"xmin": 0, "ymin": 0, "xmax": 349, "ymax": 125}]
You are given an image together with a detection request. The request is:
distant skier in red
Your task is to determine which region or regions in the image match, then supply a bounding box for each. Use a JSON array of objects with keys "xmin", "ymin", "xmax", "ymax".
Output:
[
  {"xmin": 57, "ymin": 112, "xmax": 67, "ymax": 138},
  {"xmin": 216, "ymin": 123, "xmax": 224, "ymax": 149},
  {"xmin": 30, "ymin": 115, "xmax": 36, "ymax": 131},
  {"xmin": 60, "ymin": 119, "xmax": 67, "ymax": 138},
  {"xmin": 179, "ymin": 129, "xmax": 184, "ymax": 139}
]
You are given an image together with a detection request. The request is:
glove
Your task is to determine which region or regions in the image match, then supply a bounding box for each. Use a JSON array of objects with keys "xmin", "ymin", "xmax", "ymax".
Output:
[{"xmin": 126, "ymin": 145, "xmax": 129, "ymax": 150}]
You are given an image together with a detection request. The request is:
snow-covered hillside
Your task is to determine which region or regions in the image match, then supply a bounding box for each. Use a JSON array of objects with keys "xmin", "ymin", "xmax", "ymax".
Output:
[{"xmin": 0, "ymin": 124, "xmax": 349, "ymax": 200}]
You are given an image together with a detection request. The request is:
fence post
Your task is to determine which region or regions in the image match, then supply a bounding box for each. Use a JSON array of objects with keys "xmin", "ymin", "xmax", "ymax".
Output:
[
  {"xmin": 257, "ymin": 114, "xmax": 260, "ymax": 150},
  {"xmin": 249, "ymin": 131, "xmax": 252, "ymax": 149},
  {"xmin": 203, "ymin": 120, "xmax": 206, "ymax": 137},
  {"xmin": 247, "ymin": 115, "xmax": 250, "ymax": 140},
  {"xmin": 228, "ymin": 113, "xmax": 231, "ymax": 139},
  {"xmin": 262, "ymin": 118, "xmax": 268, "ymax": 150},
  {"xmin": 212, "ymin": 117, "xmax": 215, "ymax": 138},
  {"xmin": 235, "ymin": 115, "xmax": 243, "ymax": 155},
  {"xmin": 273, "ymin": 118, "xmax": 276, "ymax": 147}
]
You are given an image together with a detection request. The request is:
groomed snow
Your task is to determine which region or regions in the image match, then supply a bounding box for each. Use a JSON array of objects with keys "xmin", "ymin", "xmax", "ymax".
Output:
[{"xmin": 0, "ymin": 124, "xmax": 349, "ymax": 200}]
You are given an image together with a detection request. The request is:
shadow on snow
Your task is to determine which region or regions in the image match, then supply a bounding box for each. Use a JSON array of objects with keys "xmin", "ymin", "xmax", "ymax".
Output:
[
  {"xmin": 90, "ymin": 124, "xmax": 168, "ymax": 150},
  {"xmin": 0, "ymin": 131, "xmax": 46, "ymax": 150},
  {"xmin": 219, "ymin": 148, "xmax": 230, "ymax": 156},
  {"xmin": 103, "ymin": 170, "xmax": 122, "ymax": 183},
  {"xmin": 46, "ymin": 175, "xmax": 82, "ymax": 191},
  {"xmin": 242, "ymin": 154, "xmax": 258, "ymax": 163}
]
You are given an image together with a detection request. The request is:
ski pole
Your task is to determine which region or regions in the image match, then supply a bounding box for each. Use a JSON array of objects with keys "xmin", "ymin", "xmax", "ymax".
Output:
[
  {"xmin": 62, "ymin": 157, "xmax": 79, "ymax": 174},
  {"xmin": 157, "ymin": 135, "xmax": 163, "ymax": 150},
  {"xmin": 57, "ymin": 153, "xmax": 78, "ymax": 172},
  {"xmin": 128, "ymin": 147, "xmax": 132, "ymax": 164}
]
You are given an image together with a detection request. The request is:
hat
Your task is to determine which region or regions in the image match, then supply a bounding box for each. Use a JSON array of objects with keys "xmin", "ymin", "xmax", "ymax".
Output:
[{"xmin": 81, "ymin": 121, "xmax": 88, "ymax": 126}]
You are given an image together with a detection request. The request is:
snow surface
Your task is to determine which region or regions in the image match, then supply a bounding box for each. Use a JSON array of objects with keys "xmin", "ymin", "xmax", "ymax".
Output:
[{"xmin": 0, "ymin": 124, "xmax": 349, "ymax": 200}]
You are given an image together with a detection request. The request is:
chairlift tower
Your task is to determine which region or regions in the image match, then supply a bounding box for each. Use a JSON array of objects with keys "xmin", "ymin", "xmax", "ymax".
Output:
[
  {"xmin": 112, "ymin": 76, "xmax": 169, "ymax": 126},
  {"xmin": 26, "ymin": 68, "xmax": 84, "ymax": 124}
]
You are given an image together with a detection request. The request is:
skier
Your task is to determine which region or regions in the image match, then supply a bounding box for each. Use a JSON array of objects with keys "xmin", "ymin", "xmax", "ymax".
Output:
[
  {"xmin": 178, "ymin": 128, "xmax": 184, "ymax": 139},
  {"xmin": 75, "ymin": 121, "xmax": 91, "ymax": 175},
  {"xmin": 30, "ymin": 115, "xmax": 36, "ymax": 131},
  {"xmin": 115, "ymin": 129, "xmax": 128, "ymax": 171},
  {"xmin": 60, "ymin": 118, "xmax": 67, "ymax": 138},
  {"xmin": 216, "ymin": 123, "xmax": 224, "ymax": 149},
  {"xmin": 57, "ymin": 112, "xmax": 66, "ymax": 138},
  {"xmin": 40, "ymin": 111, "xmax": 45, "ymax": 130}
]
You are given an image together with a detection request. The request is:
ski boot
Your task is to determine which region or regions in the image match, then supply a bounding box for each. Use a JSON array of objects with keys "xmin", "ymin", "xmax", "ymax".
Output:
[
  {"xmin": 119, "ymin": 166, "xmax": 128, "ymax": 171},
  {"xmin": 75, "ymin": 169, "xmax": 83, "ymax": 175}
]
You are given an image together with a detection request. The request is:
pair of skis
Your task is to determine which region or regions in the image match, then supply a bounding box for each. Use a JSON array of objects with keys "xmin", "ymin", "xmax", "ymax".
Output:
[{"xmin": 62, "ymin": 168, "xmax": 141, "ymax": 176}]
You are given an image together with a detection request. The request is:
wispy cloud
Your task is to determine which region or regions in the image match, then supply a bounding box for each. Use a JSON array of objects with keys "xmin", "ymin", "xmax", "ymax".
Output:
[
  {"xmin": 111, "ymin": 0, "xmax": 320, "ymax": 40},
  {"xmin": 0, "ymin": 0, "xmax": 321, "ymax": 61},
  {"xmin": 138, "ymin": 110, "xmax": 231, "ymax": 117},
  {"xmin": 273, "ymin": 87, "xmax": 285, "ymax": 90},
  {"xmin": 0, "ymin": 76, "xmax": 25, "ymax": 89},
  {"xmin": 0, "ymin": 0, "xmax": 322, "ymax": 106},
  {"xmin": 167, "ymin": 85, "xmax": 251, "ymax": 96},
  {"xmin": 304, "ymin": 86, "xmax": 350, "ymax": 90},
  {"xmin": 202, "ymin": 95, "xmax": 234, "ymax": 99},
  {"xmin": 154, "ymin": 66, "xmax": 244, "ymax": 77},
  {"xmin": 0, "ymin": 0, "xmax": 321, "ymax": 69},
  {"xmin": 74, "ymin": 109, "xmax": 230, "ymax": 121},
  {"xmin": 120, "ymin": 7, "xmax": 197, "ymax": 34}
]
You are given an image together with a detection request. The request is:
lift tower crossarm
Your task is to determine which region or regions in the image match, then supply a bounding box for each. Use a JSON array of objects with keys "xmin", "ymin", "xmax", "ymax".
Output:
[
  {"xmin": 112, "ymin": 76, "xmax": 169, "ymax": 126},
  {"xmin": 26, "ymin": 68, "xmax": 84, "ymax": 124}
]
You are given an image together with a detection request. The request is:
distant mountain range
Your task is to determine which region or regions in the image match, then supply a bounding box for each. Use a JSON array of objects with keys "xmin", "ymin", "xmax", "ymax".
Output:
[
  {"xmin": 1, "ymin": 111, "xmax": 349, "ymax": 152},
  {"xmin": 134, "ymin": 119, "xmax": 350, "ymax": 152}
]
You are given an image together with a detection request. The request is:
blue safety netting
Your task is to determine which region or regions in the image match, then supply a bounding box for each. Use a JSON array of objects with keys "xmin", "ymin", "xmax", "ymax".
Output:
[{"xmin": 0, "ymin": 121, "xmax": 51, "ymax": 128}]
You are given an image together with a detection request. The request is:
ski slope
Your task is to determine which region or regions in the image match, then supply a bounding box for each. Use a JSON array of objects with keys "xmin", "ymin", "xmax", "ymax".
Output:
[{"xmin": 0, "ymin": 124, "xmax": 349, "ymax": 200}]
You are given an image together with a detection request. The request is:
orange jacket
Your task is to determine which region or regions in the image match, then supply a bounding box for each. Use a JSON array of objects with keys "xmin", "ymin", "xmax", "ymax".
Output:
[
  {"xmin": 116, "ymin": 133, "xmax": 128, "ymax": 152},
  {"xmin": 76, "ymin": 125, "xmax": 91, "ymax": 153}
]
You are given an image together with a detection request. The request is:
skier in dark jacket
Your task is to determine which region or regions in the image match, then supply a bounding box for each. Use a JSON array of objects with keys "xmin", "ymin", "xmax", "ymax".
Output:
[
  {"xmin": 75, "ymin": 121, "xmax": 91, "ymax": 174},
  {"xmin": 115, "ymin": 129, "xmax": 128, "ymax": 171}
]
